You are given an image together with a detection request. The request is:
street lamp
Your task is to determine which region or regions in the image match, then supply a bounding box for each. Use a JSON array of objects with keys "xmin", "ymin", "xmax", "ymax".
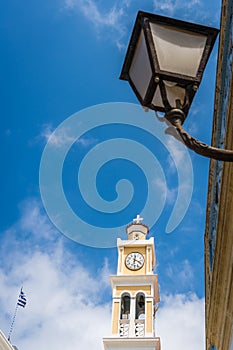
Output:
[{"xmin": 120, "ymin": 11, "xmax": 233, "ymax": 161}]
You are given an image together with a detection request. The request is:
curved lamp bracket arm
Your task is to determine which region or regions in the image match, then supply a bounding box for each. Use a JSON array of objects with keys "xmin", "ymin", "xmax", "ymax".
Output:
[{"xmin": 156, "ymin": 110, "xmax": 233, "ymax": 162}]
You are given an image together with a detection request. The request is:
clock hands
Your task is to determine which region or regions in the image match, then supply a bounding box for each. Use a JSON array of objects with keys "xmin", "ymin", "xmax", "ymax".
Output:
[{"xmin": 133, "ymin": 256, "xmax": 142, "ymax": 268}]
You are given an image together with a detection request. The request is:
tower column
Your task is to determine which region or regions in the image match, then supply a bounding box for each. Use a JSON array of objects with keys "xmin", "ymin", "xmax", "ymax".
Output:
[{"xmin": 129, "ymin": 297, "xmax": 136, "ymax": 337}]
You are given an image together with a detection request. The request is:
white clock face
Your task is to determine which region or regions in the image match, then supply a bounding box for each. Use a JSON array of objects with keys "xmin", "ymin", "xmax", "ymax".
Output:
[{"xmin": 125, "ymin": 252, "xmax": 144, "ymax": 270}]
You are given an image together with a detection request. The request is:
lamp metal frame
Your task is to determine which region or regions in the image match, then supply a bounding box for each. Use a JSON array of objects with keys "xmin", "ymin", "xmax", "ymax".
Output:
[{"xmin": 120, "ymin": 11, "xmax": 219, "ymax": 117}]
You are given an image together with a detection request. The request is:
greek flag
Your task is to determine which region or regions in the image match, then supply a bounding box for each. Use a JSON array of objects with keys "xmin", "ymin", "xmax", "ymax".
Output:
[{"xmin": 17, "ymin": 288, "xmax": 26, "ymax": 308}]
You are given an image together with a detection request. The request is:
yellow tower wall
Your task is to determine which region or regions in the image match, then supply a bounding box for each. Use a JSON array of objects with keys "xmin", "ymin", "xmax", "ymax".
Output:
[
  {"xmin": 146, "ymin": 301, "xmax": 153, "ymax": 334},
  {"xmin": 112, "ymin": 301, "xmax": 120, "ymax": 334}
]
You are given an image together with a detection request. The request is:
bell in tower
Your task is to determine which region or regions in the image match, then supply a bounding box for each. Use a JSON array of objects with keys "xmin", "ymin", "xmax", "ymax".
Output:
[
  {"xmin": 121, "ymin": 293, "xmax": 131, "ymax": 319},
  {"xmin": 136, "ymin": 294, "xmax": 145, "ymax": 319}
]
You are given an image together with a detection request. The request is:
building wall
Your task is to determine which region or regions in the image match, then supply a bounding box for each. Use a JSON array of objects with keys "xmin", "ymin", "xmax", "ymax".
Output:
[
  {"xmin": 205, "ymin": 0, "xmax": 233, "ymax": 350},
  {"xmin": 0, "ymin": 331, "xmax": 15, "ymax": 350}
]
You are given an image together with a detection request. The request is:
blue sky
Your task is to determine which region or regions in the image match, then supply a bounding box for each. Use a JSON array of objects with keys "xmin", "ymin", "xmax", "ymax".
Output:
[{"xmin": 0, "ymin": 0, "xmax": 221, "ymax": 349}]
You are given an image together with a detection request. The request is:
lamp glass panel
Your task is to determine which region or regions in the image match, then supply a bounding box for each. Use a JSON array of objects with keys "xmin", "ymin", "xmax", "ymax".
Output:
[
  {"xmin": 151, "ymin": 23, "xmax": 207, "ymax": 78},
  {"xmin": 129, "ymin": 30, "xmax": 153, "ymax": 99},
  {"xmin": 152, "ymin": 81, "xmax": 186, "ymax": 109},
  {"xmin": 152, "ymin": 86, "xmax": 163, "ymax": 108}
]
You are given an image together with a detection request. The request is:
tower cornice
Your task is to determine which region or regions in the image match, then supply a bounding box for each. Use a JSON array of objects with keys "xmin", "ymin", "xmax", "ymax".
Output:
[{"xmin": 103, "ymin": 337, "xmax": 161, "ymax": 350}]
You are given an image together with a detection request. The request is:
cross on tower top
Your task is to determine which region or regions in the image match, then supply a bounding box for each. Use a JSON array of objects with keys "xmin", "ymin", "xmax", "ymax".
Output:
[{"xmin": 133, "ymin": 214, "xmax": 144, "ymax": 224}]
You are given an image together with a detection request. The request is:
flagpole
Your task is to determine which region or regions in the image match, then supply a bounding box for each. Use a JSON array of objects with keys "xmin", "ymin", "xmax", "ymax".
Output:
[
  {"xmin": 7, "ymin": 302, "xmax": 19, "ymax": 342},
  {"xmin": 8, "ymin": 287, "xmax": 26, "ymax": 342}
]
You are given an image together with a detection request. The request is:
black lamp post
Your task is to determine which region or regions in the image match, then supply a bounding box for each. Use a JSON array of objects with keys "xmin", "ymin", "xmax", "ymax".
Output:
[{"xmin": 120, "ymin": 11, "xmax": 233, "ymax": 161}]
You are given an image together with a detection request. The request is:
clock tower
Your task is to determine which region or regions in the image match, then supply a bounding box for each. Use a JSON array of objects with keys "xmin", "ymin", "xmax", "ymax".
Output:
[{"xmin": 103, "ymin": 215, "xmax": 161, "ymax": 350}]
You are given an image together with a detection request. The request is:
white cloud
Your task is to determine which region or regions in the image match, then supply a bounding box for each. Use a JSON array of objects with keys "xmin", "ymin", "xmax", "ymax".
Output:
[
  {"xmin": 153, "ymin": 0, "xmax": 201, "ymax": 18},
  {"xmin": 163, "ymin": 135, "xmax": 194, "ymax": 222},
  {"xmin": 39, "ymin": 124, "xmax": 97, "ymax": 149},
  {"xmin": 8, "ymin": 251, "xmax": 111, "ymax": 350},
  {"xmin": 64, "ymin": 0, "xmax": 124, "ymax": 26},
  {"xmin": 0, "ymin": 200, "xmax": 112, "ymax": 350},
  {"xmin": 157, "ymin": 293, "xmax": 205, "ymax": 350},
  {"xmin": 152, "ymin": 177, "xmax": 178, "ymax": 206},
  {"xmin": 63, "ymin": 0, "xmax": 127, "ymax": 49},
  {"xmin": 166, "ymin": 136, "xmax": 191, "ymax": 171},
  {"xmin": 165, "ymin": 259, "xmax": 195, "ymax": 289},
  {"xmin": 18, "ymin": 199, "xmax": 58, "ymax": 241},
  {"xmin": 0, "ymin": 199, "xmax": 204, "ymax": 350},
  {"xmin": 40, "ymin": 124, "xmax": 76, "ymax": 147},
  {"xmin": 166, "ymin": 186, "xmax": 177, "ymax": 205}
]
